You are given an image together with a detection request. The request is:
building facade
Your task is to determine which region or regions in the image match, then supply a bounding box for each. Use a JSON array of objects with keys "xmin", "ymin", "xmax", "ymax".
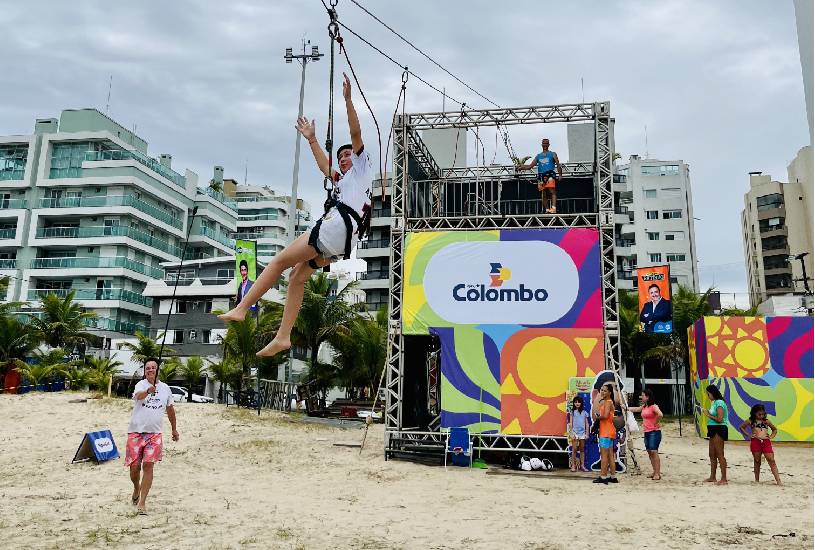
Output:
[
  {"xmin": 615, "ymin": 155, "xmax": 700, "ymax": 292},
  {"xmin": 741, "ymin": 157, "xmax": 814, "ymax": 308}
]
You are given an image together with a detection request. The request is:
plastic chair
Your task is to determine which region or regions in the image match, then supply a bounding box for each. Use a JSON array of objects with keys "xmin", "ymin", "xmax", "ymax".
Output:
[{"xmin": 445, "ymin": 427, "xmax": 472, "ymax": 469}]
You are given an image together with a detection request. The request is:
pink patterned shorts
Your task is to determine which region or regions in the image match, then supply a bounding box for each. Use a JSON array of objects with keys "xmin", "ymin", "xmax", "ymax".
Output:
[{"xmin": 125, "ymin": 432, "xmax": 163, "ymax": 466}]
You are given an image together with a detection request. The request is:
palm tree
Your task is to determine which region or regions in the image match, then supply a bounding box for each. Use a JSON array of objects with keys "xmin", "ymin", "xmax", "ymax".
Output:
[
  {"xmin": 330, "ymin": 307, "xmax": 388, "ymax": 398},
  {"xmin": 18, "ymin": 348, "xmax": 69, "ymax": 390},
  {"xmin": 0, "ymin": 315, "xmax": 39, "ymax": 389},
  {"xmin": 60, "ymin": 364, "xmax": 90, "ymax": 391},
  {"xmin": 85, "ymin": 355, "xmax": 124, "ymax": 392},
  {"xmin": 719, "ymin": 304, "xmax": 760, "ymax": 316},
  {"xmin": 207, "ymin": 359, "xmax": 238, "ymax": 403},
  {"xmin": 180, "ymin": 356, "xmax": 205, "ymax": 402},
  {"xmin": 29, "ymin": 291, "xmax": 98, "ymax": 351},
  {"xmin": 293, "ymin": 272, "xmax": 359, "ymax": 375},
  {"xmin": 159, "ymin": 356, "xmax": 180, "ymax": 383},
  {"xmin": 222, "ymin": 317, "xmax": 259, "ymax": 394},
  {"xmin": 122, "ymin": 332, "xmax": 170, "ymax": 363}
]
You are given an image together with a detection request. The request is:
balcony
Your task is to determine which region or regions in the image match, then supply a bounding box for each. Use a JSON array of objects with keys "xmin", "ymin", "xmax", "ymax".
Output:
[
  {"xmin": 372, "ymin": 207, "xmax": 392, "ymax": 218},
  {"xmin": 38, "ymin": 195, "xmax": 182, "ymax": 229},
  {"xmin": 197, "ymin": 187, "xmax": 238, "ymax": 212},
  {"xmin": 84, "ymin": 315, "xmax": 149, "ymax": 336},
  {"xmin": 0, "ymin": 199, "xmax": 27, "ymax": 209},
  {"xmin": 198, "ymin": 226, "xmax": 235, "ymax": 249},
  {"xmin": 27, "ymin": 288, "xmax": 153, "ymax": 307},
  {"xmin": 615, "ymin": 239, "xmax": 635, "ymax": 257},
  {"xmin": 237, "ymin": 213, "xmax": 281, "ymax": 222},
  {"xmin": 358, "ymin": 239, "xmax": 391, "ymax": 249},
  {"xmin": 0, "ymin": 228, "xmax": 16, "ymax": 240},
  {"xmin": 35, "ymin": 226, "xmax": 181, "ymax": 257},
  {"xmin": 0, "ymin": 259, "xmax": 16, "ymax": 269},
  {"xmin": 360, "ymin": 270, "xmax": 389, "ymax": 280},
  {"xmin": 84, "ymin": 149, "xmax": 186, "ymax": 188},
  {"xmin": 29, "ymin": 256, "xmax": 164, "ymax": 279}
]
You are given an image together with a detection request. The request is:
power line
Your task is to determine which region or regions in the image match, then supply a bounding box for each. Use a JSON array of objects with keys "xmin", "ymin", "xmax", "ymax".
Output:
[{"xmin": 348, "ymin": 0, "xmax": 501, "ymax": 109}]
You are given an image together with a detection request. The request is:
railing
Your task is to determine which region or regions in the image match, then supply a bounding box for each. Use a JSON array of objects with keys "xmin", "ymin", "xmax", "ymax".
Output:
[
  {"xmin": 38, "ymin": 195, "xmax": 182, "ymax": 229},
  {"xmin": 366, "ymin": 301, "xmax": 389, "ymax": 312},
  {"xmin": 198, "ymin": 226, "xmax": 235, "ymax": 249},
  {"xmin": 29, "ymin": 256, "xmax": 164, "ymax": 278},
  {"xmin": 183, "ymin": 249, "xmax": 212, "ymax": 261},
  {"xmin": 372, "ymin": 208, "xmax": 392, "ymax": 218},
  {"xmin": 0, "ymin": 199, "xmax": 27, "ymax": 209},
  {"xmin": 85, "ymin": 315, "xmax": 149, "ymax": 335},
  {"xmin": 360, "ymin": 270, "xmax": 389, "ymax": 280},
  {"xmin": 0, "ymin": 259, "xmax": 16, "ymax": 269},
  {"xmin": 85, "ymin": 149, "xmax": 186, "ymax": 188},
  {"xmin": 358, "ymin": 239, "xmax": 391, "ymax": 249},
  {"xmin": 164, "ymin": 276, "xmax": 234, "ymax": 286},
  {"xmin": 237, "ymin": 213, "xmax": 280, "ymax": 222},
  {"xmin": 35, "ymin": 226, "xmax": 181, "ymax": 256},
  {"xmin": 0, "ymin": 228, "xmax": 16, "ymax": 239},
  {"xmin": 197, "ymin": 187, "xmax": 238, "ymax": 211},
  {"xmin": 617, "ymin": 269, "xmax": 634, "ymax": 280},
  {"xmin": 615, "ymin": 239, "xmax": 635, "ymax": 248},
  {"xmin": 27, "ymin": 288, "xmax": 153, "ymax": 307}
]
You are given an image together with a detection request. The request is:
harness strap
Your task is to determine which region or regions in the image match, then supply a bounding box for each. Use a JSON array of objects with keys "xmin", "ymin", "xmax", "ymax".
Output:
[{"xmin": 308, "ymin": 199, "xmax": 363, "ymax": 261}]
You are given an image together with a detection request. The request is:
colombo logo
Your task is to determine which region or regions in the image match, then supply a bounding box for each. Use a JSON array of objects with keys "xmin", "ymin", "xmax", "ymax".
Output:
[{"xmin": 453, "ymin": 263, "xmax": 548, "ymax": 302}]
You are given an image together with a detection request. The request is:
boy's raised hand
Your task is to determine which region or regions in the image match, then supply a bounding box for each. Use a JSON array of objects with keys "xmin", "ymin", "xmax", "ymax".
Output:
[
  {"xmin": 296, "ymin": 116, "xmax": 316, "ymax": 141},
  {"xmin": 342, "ymin": 72, "xmax": 352, "ymax": 101}
]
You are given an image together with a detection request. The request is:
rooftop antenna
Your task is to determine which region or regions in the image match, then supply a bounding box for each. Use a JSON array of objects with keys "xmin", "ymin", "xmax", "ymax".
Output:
[
  {"xmin": 644, "ymin": 124, "xmax": 649, "ymax": 159},
  {"xmin": 105, "ymin": 75, "xmax": 113, "ymax": 115}
]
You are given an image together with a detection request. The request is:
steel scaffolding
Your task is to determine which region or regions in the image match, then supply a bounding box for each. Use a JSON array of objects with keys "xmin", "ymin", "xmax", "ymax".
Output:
[{"xmin": 384, "ymin": 102, "xmax": 619, "ymax": 459}]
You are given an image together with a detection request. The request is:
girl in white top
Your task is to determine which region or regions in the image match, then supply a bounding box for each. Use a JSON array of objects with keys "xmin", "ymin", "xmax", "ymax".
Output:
[{"xmin": 219, "ymin": 73, "xmax": 372, "ymax": 358}]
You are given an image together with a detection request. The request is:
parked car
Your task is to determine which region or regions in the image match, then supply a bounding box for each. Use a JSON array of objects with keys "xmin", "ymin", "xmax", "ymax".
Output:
[{"xmin": 168, "ymin": 385, "xmax": 214, "ymax": 403}]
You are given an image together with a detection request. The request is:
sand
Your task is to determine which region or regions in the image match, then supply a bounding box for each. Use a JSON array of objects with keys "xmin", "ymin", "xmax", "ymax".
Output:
[{"xmin": 0, "ymin": 392, "xmax": 812, "ymax": 550}]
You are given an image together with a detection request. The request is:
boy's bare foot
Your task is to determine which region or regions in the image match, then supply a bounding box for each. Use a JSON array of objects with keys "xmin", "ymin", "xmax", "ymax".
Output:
[
  {"xmin": 256, "ymin": 338, "xmax": 291, "ymax": 358},
  {"xmin": 704, "ymin": 477, "xmax": 716, "ymax": 482},
  {"xmin": 218, "ymin": 308, "xmax": 246, "ymax": 323},
  {"xmin": 715, "ymin": 480, "xmax": 728, "ymax": 486}
]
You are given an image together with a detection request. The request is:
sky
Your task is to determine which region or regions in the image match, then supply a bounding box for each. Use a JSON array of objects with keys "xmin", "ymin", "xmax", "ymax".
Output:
[{"xmin": 1, "ymin": 1, "xmax": 810, "ymax": 305}]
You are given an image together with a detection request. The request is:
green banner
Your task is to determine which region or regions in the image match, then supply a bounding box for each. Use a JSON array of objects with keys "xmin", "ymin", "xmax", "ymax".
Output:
[{"xmin": 235, "ymin": 239, "xmax": 257, "ymax": 309}]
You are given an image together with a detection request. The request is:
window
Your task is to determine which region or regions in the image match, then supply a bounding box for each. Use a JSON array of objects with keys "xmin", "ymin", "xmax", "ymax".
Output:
[
  {"xmin": 647, "ymin": 232, "xmax": 659, "ymax": 240},
  {"xmin": 666, "ymin": 254, "xmax": 686, "ymax": 262},
  {"xmin": 641, "ymin": 164, "xmax": 679, "ymax": 176},
  {"xmin": 763, "ymin": 255, "xmax": 789, "ymax": 270},
  {"xmin": 649, "ymin": 253, "xmax": 662, "ymax": 263},
  {"xmin": 644, "ymin": 189, "xmax": 657, "ymax": 199},
  {"xmin": 646, "ymin": 210, "xmax": 659, "ymax": 220},
  {"xmin": 204, "ymin": 300, "xmax": 213, "ymax": 313},
  {"xmin": 665, "ymin": 231, "xmax": 685, "ymax": 241},
  {"xmin": 202, "ymin": 329, "xmax": 211, "ymax": 344},
  {"xmin": 759, "ymin": 217, "xmax": 784, "ymax": 233},
  {"xmin": 761, "ymin": 235, "xmax": 788, "ymax": 251},
  {"xmin": 0, "ymin": 144, "xmax": 28, "ymax": 181},
  {"xmin": 756, "ymin": 193, "xmax": 783, "ymax": 212},
  {"xmin": 175, "ymin": 301, "xmax": 187, "ymax": 314},
  {"xmin": 172, "ymin": 330, "xmax": 184, "ymax": 344},
  {"xmin": 662, "ymin": 210, "xmax": 682, "ymax": 219},
  {"xmin": 661, "ymin": 187, "xmax": 682, "ymax": 198}
]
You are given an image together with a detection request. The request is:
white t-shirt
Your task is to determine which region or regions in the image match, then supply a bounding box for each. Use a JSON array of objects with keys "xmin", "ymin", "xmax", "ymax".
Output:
[
  {"xmin": 128, "ymin": 379, "xmax": 174, "ymax": 434},
  {"xmin": 336, "ymin": 147, "xmax": 372, "ymax": 216}
]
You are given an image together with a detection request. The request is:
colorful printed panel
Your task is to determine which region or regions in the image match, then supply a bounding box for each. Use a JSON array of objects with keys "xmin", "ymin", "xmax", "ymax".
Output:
[
  {"xmin": 406, "ymin": 229, "xmax": 605, "ymax": 436},
  {"xmin": 689, "ymin": 316, "xmax": 814, "ymax": 442}
]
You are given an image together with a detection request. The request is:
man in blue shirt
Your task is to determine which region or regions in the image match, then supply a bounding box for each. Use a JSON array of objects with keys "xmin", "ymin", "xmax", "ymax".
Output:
[{"xmin": 517, "ymin": 138, "xmax": 563, "ymax": 214}]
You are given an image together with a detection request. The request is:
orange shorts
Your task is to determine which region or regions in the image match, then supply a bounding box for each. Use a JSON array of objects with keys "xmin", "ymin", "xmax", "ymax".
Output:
[
  {"xmin": 537, "ymin": 174, "xmax": 557, "ymax": 190},
  {"xmin": 125, "ymin": 432, "xmax": 163, "ymax": 466}
]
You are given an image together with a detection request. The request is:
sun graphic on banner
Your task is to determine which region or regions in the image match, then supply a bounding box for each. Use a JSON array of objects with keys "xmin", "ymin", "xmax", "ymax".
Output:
[
  {"xmin": 704, "ymin": 317, "xmax": 770, "ymax": 378},
  {"xmin": 489, "ymin": 262, "xmax": 512, "ymax": 288}
]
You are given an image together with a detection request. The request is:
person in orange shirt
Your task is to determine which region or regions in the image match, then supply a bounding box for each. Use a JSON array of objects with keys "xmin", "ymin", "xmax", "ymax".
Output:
[{"xmin": 592, "ymin": 383, "xmax": 618, "ymax": 484}]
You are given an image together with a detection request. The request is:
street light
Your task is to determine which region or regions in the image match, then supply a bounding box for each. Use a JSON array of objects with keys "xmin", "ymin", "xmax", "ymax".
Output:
[{"xmin": 284, "ymin": 39, "xmax": 323, "ymax": 391}]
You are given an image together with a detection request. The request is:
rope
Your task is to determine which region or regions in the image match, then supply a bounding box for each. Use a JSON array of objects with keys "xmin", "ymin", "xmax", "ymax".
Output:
[{"xmin": 323, "ymin": 3, "xmax": 339, "ymax": 197}]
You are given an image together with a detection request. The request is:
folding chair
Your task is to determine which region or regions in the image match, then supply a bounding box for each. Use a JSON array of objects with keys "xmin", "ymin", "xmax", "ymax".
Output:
[{"xmin": 444, "ymin": 427, "xmax": 473, "ymax": 469}]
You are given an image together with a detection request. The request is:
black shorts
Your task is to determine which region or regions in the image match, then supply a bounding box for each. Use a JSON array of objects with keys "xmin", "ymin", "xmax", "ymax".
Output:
[
  {"xmin": 707, "ymin": 424, "xmax": 729, "ymax": 441},
  {"xmin": 537, "ymin": 171, "xmax": 558, "ymax": 183}
]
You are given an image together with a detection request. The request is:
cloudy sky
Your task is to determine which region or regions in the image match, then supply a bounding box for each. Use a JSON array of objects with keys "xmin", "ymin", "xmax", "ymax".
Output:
[{"xmin": 1, "ymin": 1, "xmax": 809, "ymax": 304}]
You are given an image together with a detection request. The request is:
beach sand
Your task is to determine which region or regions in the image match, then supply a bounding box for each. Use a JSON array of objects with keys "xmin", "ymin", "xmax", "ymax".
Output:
[{"xmin": 0, "ymin": 391, "xmax": 811, "ymax": 549}]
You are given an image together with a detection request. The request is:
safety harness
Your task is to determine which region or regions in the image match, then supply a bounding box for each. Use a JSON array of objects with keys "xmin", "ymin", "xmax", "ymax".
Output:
[{"xmin": 307, "ymin": 194, "xmax": 368, "ymax": 269}]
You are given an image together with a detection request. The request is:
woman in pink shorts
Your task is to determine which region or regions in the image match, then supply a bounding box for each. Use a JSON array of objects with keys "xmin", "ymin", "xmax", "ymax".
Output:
[
  {"xmin": 738, "ymin": 404, "xmax": 781, "ymax": 485},
  {"xmin": 126, "ymin": 358, "xmax": 179, "ymax": 514}
]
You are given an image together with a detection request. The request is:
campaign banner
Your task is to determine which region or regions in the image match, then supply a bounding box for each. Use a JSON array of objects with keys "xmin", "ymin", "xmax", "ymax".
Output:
[
  {"xmin": 405, "ymin": 229, "xmax": 606, "ymax": 436},
  {"xmin": 235, "ymin": 239, "xmax": 258, "ymax": 310},
  {"xmin": 71, "ymin": 429, "xmax": 119, "ymax": 464},
  {"xmin": 637, "ymin": 265, "xmax": 673, "ymax": 334}
]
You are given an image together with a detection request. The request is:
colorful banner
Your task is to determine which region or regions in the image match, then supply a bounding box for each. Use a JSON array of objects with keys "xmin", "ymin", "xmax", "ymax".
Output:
[
  {"xmin": 235, "ymin": 239, "xmax": 257, "ymax": 310},
  {"xmin": 405, "ymin": 229, "xmax": 605, "ymax": 436},
  {"xmin": 637, "ymin": 265, "xmax": 672, "ymax": 333},
  {"xmin": 689, "ymin": 316, "xmax": 813, "ymax": 442}
]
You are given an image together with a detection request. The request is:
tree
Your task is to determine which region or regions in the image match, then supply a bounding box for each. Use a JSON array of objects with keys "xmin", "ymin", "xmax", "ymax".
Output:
[
  {"xmin": 207, "ymin": 359, "xmax": 239, "ymax": 403},
  {"xmin": 17, "ymin": 348, "xmax": 69, "ymax": 389},
  {"xmin": 180, "ymin": 356, "xmax": 205, "ymax": 402},
  {"xmin": 85, "ymin": 355, "xmax": 124, "ymax": 392},
  {"xmin": 60, "ymin": 364, "xmax": 90, "ymax": 391},
  {"xmin": 122, "ymin": 332, "xmax": 170, "ymax": 363},
  {"xmin": 29, "ymin": 291, "xmax": 98, "ymax": 351},
  {"xmin": 0, "ymin": 314, "xmax": 39, "ymax": 389},
  {"xmin": 208, "ymin": 178, "xmax": 223, "ymax": 194},
  {"xmin": 293, "ymin": 272, "xmax": 359, "ymax": 376},
  {"xmin": 222, "ymin": 301, "xmax": 286, "ymax": 395},
  {"xmin": 330, "ymin": 307, "xmax": 388, "ymax": 398},
  {"xmin": 159, "ymin": 357, "xmax": 180, "ymax": 383},
  {"xmin": 719, "ymin": 304, "xmax": 760, "ymax": 316}
]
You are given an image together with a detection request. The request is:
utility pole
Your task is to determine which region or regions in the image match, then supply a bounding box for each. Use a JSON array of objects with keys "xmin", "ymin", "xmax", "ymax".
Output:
[
  {"xmin": 284, "ymin": 39, "xmax": 323, "ymax": 392},
  {"xmin": 790, "ymin": 252, "xmax": 813, "ymax": 315}
]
